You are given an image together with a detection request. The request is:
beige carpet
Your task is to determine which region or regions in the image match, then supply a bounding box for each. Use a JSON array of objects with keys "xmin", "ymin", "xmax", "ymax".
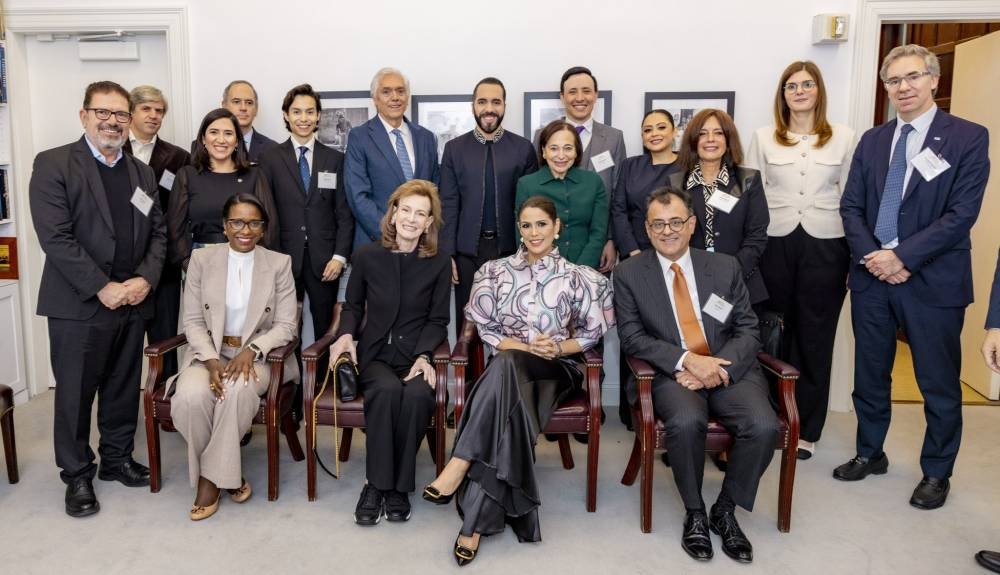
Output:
[{"xmin": 890, "ymin": 341, "xmax": 996, "ymax": 405}]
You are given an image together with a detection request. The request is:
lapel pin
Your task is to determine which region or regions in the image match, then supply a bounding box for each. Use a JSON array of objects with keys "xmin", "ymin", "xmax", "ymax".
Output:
[{"xmin": 933, "ymin": 137, "xmax": 941, "ymax": 141}]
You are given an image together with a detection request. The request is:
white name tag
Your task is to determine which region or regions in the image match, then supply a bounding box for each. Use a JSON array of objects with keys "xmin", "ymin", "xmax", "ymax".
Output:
[
  {"xmin": 158, "ymin": 169, "xmax": 175, "ymax": 191},
  {"xmin": 131, "ymin": 187, "xmax": 153, "ymax": 216},
  {"xmin": 702, "ymin": 293, "xmax": 733, "ymax": 323},
  {"xmin": 590, "ymin": 150, "xmax": 615, "ymax": 173},
  {"xmin": 707, "ymin": 190, "xmax": 739, "ymax": 213},
  {"xmin": 911, "ymin": 148, "xmax": 950, "ymax": 182},
  {"xmin": 318, "ymin": 171, "xmax": 337, "ymax": 189}
]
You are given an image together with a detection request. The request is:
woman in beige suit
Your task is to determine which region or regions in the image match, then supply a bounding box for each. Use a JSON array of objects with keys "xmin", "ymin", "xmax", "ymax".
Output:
[{"xmin": 170, "ymin": 193, "xmax": 297, "ymax": 520}]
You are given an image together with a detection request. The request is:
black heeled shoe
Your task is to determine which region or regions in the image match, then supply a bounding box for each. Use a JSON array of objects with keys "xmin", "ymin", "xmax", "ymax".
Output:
[
  {"xmin": 422, "ymin": 485, "xmax": 455, "ymax": 505},
  {"xmin": 454, "ymin": 537, "xmax": 478, "ymax": 566}
]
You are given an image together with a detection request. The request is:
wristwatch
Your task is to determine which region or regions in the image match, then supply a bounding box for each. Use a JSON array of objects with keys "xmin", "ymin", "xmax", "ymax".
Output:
[
  {"xmin": 248, "ymin": 343, "xmax": 264, "ymax": 362},
  {"xmin": 417, "ymin": 353, "xmax": 432, "ymax": 364}
]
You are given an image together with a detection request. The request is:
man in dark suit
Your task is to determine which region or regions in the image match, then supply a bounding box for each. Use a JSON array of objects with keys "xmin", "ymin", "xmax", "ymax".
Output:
[
  {"xmin": 439, "ymin": 77, "xmax": 537, "ymax": 336},
  {"xmin": 614, "ymin": 186, "xmax": 777, "ymax": 564},
  {"xmin": 344, "ymin": 68, "xmax": 439, "ymax": 248},
  {"xmin": 29, "ymin": 81, "xmax": 167, "ymax": 517},
  {"xmin": 124, "ymin": 84, "xmax": 190, "ymax": 379},
  {"xmin": 192, "ymin": 80, "xmax": 277, "ymax": 164},
  {"xmin": 260, "ymin": 83, "xmax": 354, "ymax": 403},
  {"xmin": 975, "ymin": 249, "xmax": 1000, "ymax": 573},
  {"xmin": 837, "ymin": 44, "xmax": 990, "ymax": 510}
]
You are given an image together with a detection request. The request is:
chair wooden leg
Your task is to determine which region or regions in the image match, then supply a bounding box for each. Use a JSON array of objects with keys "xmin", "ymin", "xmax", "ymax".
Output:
[
  {"xmin": 266, "ymin": 410, "xmax": 280, "ymax": 502},
  {"xmin": 282, "ymin": 413, "xmax": 305, "ymax": 462},
  {"xmin": 621, "ymin": 436, "xmax": 641, "ymax": 486},
  {"xmin": 640, "ymin": 444, "xmax": 653, "ymax": 533},
  {"xmin": 338, "ymin": 428, "xmax": 353, "ymax": 462},
  {"xmin": 305, "ymin": 406, "xmax": 317, "ymax": 501},
  {"xmin": 586, "ymin": 424, "xmax": 599, "ymax": 512},
  {"xmin": 1, "ymin": 407, "xmax": 18, "ymax": 484},
  {"xmin": 145, "ymin": 411, "xmax": 162, "ymax": 494},
  {"xmin": 777, "ymin": 444, "xmax": 797, "ymax": 532},
  {"xmin": 557, "ymin": 435, "xmax": 575, "ymax": 470}
]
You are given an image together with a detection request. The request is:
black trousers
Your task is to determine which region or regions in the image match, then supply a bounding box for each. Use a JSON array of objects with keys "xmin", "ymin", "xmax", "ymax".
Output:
[
  {"xmin": 652, "ymin": 373, "xmax": 778, "ymax": 512},
  {"xmin": 146, "ymin": 267, "xmax": 181, "ymax": 379},
  {"xmin": 294, "ymin": 245, "xmax": 340, "ymax": 417},
  {"xmin": 760, "ymin": 226, "xmax": 849, "ymax": 442},
  {"xmin": 49, "ymin": 305, "xmax": 146, "ymax": 482},
  {"xmin": 454, "ymin": 236, "xmax": 503, "ymax": 340},
  {"xmin": 361, "ymin": 358, "xmax": 435, "ymax": 493}
]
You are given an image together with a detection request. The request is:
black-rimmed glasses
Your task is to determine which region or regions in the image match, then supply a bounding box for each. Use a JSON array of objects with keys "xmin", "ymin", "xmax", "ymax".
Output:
[
  {"xmin": 86, "ymin": 108, "xmax": 132, "ymax": 122},
  {"xmin": 225, "ymin": 219, "xmax": 266, "ymax": 232},
  {"xmin": 647, "ymin": 216, "xmax": 693, "ymax": 233}
]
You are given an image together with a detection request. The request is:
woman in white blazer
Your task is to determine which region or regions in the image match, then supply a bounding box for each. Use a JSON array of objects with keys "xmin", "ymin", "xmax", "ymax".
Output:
[{"xmin": 170, "ymin": 193, "xmax": 297, "ymax": 520}]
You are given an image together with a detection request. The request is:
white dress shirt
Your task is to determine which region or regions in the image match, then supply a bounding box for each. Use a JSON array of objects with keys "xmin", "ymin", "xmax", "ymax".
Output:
[
  {"xmin": 565, "ymin": 116, "xmax": 594, "ymax": 151},
  {"xmin": 290, "ymin": 134, "xmax": 315, "ymax": 175},
  {"xmin": 224, "ymin": 247, "xmax": 255, "ymax": 338},
  {"xmin": 129, "ymin": 132, "xmax": 157, "ymax": 165},
  {"xmin": 379, "ymin": 115, "xmax": 416, "ymax": 173},
  {"xmin": 656, "ymin": 248, "xmax": 705, "ymax": 372}
]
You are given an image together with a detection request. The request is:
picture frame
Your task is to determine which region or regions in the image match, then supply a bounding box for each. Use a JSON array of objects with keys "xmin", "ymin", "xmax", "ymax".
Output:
[
  {"xmin": 643, "ymin": 91, "xmax": 736, "ymax": 151},
  {"xmin": 0, "ymin": 237, "xmax": 18, "ymax": 280},
  {"xmin": 523, "ymin": 91, "xmax": 613, "ymax": 140},
  {"xmin": 317, "ymin": 91, "xmax": 376, "ymax": 153},
  {"xmin": 411, "ymin": 94, "xmax": 476, "ymax": 161}
]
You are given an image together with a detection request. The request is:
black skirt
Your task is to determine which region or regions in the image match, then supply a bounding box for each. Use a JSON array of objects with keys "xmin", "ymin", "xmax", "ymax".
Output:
[{"xmin": 452, "ymin": 349, "xmax": 582, "ymax": 542}]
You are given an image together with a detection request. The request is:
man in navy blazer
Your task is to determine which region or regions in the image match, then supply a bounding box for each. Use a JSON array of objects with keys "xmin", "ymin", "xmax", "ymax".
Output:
[
  {"xmin": 344, "ymin": 68, "xmax": 439, "ymax": 248},
  {"xmin": 836, "ymin": 45, "xmax": 990, "ymax": 511},
  {"xmin": 975, "ymin": 249, "xmax": 1000, "ymax": 573}
]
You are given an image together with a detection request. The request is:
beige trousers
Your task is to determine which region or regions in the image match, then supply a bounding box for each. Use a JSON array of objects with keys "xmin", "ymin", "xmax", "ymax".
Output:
[{"xmin": 170, "ymin": 345, "xmax": 270, "ymax": 489}]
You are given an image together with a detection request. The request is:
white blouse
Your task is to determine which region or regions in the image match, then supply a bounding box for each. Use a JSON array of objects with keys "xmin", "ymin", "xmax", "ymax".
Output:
[
  {"xmin": 224, "ymin": 247, "xmax": 255, "ymax": 338},
  {"xmin": 746, "ymin": 123, "xmax": 855, "ymax": 239}
]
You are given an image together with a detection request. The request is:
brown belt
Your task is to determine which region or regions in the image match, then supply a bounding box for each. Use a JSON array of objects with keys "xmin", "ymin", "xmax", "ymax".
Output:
[{"xmin": 222, "ymin": 335, "xmax": 242, "ymax": 348}]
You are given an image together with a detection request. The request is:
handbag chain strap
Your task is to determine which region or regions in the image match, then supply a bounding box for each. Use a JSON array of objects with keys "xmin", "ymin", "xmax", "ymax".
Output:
[{"xmin": 312, "ymin": 357, "xmax": 343, "ymax": 479}]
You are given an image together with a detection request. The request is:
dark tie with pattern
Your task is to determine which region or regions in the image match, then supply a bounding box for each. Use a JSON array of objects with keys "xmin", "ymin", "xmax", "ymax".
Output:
[
  {"xmin": 298, "ymin": 146, "xmax": 310, "ymax": 193},
  {"xmin": 874, "ymin": 124, "xmax": 915, "ymax": 245}
]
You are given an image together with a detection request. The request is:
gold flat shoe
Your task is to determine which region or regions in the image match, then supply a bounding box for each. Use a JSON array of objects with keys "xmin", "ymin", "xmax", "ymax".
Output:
[
  {"xmin": 190, "ymin": 491, "xmax": 221, "ymax": 521},
  {"xmin": 227, "ymin": 478, "xmax": 252, "ymax": 503}
]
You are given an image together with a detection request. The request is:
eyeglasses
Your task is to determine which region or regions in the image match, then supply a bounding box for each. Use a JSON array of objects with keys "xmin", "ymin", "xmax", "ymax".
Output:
[
  {"xmin": 883, "ymin": 71, "xmax": 932, "ymax": 90},
  {"xmin": 225, "ymin": 219, "xmax": 266, "ymax": 232},
  {"xmin": 647, "ymin": 216, "xmax": 693, "ymax": 233},
  {"xmin": 86, "ymin": 108, "xmax": 132, "ymax": 122},
  {"xmin": 783, "ymin": 80, "xmax": 817, "ymax": 93}
]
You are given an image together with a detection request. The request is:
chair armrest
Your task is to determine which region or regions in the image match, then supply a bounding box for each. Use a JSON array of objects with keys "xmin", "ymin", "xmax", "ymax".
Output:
[
  {"xmin": 432, "ymin": 339, "xmax": 451, "ymax": 364},
  {"xmin": 303, "ymin": 331, "xmax": 340, "ymax": 363},
  {"xmin": 625, "ymin": 356, "xmax": 656, "ymax": 380},
  {"xmin": 144, "ymin": 333, "xmax": 188, "ymax": 357},
  {"xmin": 756, "ymin": 352, "xmax": 799, "ymax": 380},
  {"xmin": 267, "ymin": 336, "xmax": 300, "ymax": 363},
  {"xmin": 433, "ymin": 340, "xmax": 450, "ymax": 418},
  {"xmin": 757, "ymin": 352, "xmax": 800, "ymax": 446},
  {"xmin": 451, "ymin": 319, "xmax": 478, "ymax": 364},
  {"xmin": 582, "ymin": 346, "xmax": 603, "ymax": 368},
  {"xmin": 143, "ymin": 333, "xmax": 189, "ymax": 404}
]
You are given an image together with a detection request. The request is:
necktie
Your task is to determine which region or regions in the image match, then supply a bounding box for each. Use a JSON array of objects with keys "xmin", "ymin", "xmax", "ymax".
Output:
[
  {"xmin": 482, "ymin": 141, "xmax": 496, "ymax": 233},
  {"xmin": 874, "ymin": 124, "xmax": 915, "ymax": 245},
  {"xmin": 298, "ymin": 146, "xmax": 310, "ymax": 193},
  {"xmin": 392, "ymin": 128, "xmax": 414, "ymax": 181},
  {"xmin": 671, "ymin": 263, "xmax": 710, "ymax": 355},
  {"xmin": 575, "ymin": 125, "xmax": 585, "ymax": 135}
]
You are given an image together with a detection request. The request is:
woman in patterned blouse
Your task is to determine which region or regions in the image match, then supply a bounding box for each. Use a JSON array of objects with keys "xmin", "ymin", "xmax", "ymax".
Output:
[{"xmin": 421, "ymin": 195, "xmax": 614, "ymax": 566}]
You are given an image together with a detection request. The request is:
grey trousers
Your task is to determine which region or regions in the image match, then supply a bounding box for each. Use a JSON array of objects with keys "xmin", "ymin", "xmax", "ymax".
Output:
[{"xmin": 171, "ymin": 345, "xmax": 270, "ymax": 489}]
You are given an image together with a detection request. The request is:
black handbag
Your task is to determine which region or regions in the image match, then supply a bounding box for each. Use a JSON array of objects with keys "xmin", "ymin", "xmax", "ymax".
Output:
[
  {"xmin": 757, "ymin": 310, "xmax": 785, "ymax": 359},
  {"xmin": 332, "ymin": 354, "xmax": 359, "ymax": 401}
]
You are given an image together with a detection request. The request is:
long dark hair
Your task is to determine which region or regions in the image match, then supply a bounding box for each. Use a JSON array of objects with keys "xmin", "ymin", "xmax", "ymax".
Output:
[
  {"xmin": 676, "ymin": 108, "xmax": 744, "ymax": 174},
  {"xmin": 191, "ymin": 108, "xmax": 250, "ymax": 173}
]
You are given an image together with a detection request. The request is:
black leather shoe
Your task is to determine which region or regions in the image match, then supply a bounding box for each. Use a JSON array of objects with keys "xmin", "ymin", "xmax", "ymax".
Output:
[
  {"xmin": 65, "ymin": 477, "xmax": 100, "ymax": 518},
  {"xmin": 384, "ymin": 490, "xmax": 412, "ymax": 522},
  {"xmin": 454, "ymin": 537, "xmax": 479, "ymax": 566},
  {"xmin": 681, "ymin": 511, "xmax": 713, "ymax": 561},
  {"xmin": 909, "ymin": 476, "xmax": 949, "ymax": 510},
  {"xmin": 710, "ymin": 452, "xmax": 728, "ymax": 472},
  {"xmin": 240, "ymin": 430, "xmax": 253, "ymax": 446},
  {"xmin": 422, "ymin": 485, "xmax": 455, "ymax": 505},
  {"xmin": 98, "ymin": 458, "xmax": 150, "ymax": 487},
  {"xmin": 573, "ymin": 433, "xmax": 589, "ymax": 444},
  {"xmin": 660, "ymin": 452, "xmax": 671, "ymax": 467},
  {"xmin": 975, "ymin": 550, "xmax": 1000, "ymax": 573},
  {"xmin": 354, "ymin": 484, "xmax": 384, "ymax": 525},
  {"xmin": 709, "ymin": 506, "xmax": 753, "ymax": 563},
  {"xmin": 832, "ymin": 453, "xmax": 888, "ymax": 481}
]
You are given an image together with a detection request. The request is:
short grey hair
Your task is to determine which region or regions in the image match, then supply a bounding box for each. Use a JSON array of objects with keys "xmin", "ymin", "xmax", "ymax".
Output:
[
  {"xmin": 221, "ymin": 80, "xmax": 258, "ymax": 103},
  {"xmin": 129, "ymin": 85, "xmax": 167, "ymax": 113},
  {"xmin": 879, "ymin": 44, "xmax": 941, "ymax": 81},
  {"xmin": 370, "ymin": 67, "xmax": 410, "ymax": 98}
]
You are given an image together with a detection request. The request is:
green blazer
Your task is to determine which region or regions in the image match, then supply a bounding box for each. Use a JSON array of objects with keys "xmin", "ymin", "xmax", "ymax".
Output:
[{"xmin": 515, "ymin": 165, "xmax": 608, "ymax": 269}]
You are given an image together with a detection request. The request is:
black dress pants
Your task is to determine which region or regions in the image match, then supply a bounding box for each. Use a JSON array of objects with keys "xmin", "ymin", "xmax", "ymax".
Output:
[
  {"xmin": 146, "ymin": 265, "xmax": 181, "ymax": 379},
  {"xmin": 49, "ymin": 305, "xmax": 146, "ymax": 483},
  {"xmin": 454, "ymin": 235, "xmax": 503, "ymax": 339},
  {"xmin": 294, "ymin": 244, "xmax": 340, "ymax": 417}
]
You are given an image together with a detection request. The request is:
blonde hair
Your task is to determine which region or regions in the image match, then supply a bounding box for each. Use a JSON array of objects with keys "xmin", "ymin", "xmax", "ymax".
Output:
[{"xmin": 380, "ymin": 180, "xmax": 441, "ymax": 258}]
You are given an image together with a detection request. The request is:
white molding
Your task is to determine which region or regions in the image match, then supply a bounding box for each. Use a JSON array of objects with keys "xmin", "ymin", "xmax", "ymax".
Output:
[{"xmin": 3, "ymin": 6, "xmax": 191, "ymax": 398}]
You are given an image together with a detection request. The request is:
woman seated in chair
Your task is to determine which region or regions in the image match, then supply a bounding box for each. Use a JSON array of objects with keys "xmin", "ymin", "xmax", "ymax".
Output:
[
  {"xmin": 170, "ymin": 193, "xmax": 297, "ymax": 521},
  {"xmin": 328, "ymin": 179, "xmax": 451, "ymax": 527},
  {"xmin": 423, "ymin": 196, "xmax": 614, "ymax": 565}
]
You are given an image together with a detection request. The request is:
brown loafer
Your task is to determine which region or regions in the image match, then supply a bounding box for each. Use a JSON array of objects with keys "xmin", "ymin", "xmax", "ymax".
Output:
[
  {"xmin": 190, "ymin": 491, "xmax": 222, "ymax": 521},
  {"xmin": 227, "ymin": 478, "xmax": 252, "ymax": 503}
]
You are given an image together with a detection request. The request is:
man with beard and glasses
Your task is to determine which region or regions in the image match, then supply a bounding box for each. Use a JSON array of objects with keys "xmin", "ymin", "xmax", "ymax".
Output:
[
  {"xmin": 439, "ymin": 77, "xmax": 537, "ymax": 336},
  {"xmin": 30, "ymin": 81, "xmax": 166, "ymax": 517}
]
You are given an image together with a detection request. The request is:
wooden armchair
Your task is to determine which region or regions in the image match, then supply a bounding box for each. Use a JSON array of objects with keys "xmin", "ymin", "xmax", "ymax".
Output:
[
  {"xmin": 142, "ymin": 331, "xmax": 305, "ymax": 501},
  {"xmin": 620, "ymin": 352, "xmax": 800, "ymax": 532},
  {"xmin": 451, "ymin": 320, "xmax": 604, "ymax": 512},
  {"xmin": 1, "ymin": 384, "xmax": 18, "ymax": 484},
  {"xmin": 301, "ymin": 303, "xmax": 450, "ymax": 501}
]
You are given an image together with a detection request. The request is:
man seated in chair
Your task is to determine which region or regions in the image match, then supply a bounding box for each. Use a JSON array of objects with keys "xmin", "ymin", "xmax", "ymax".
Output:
[{"xmin": 613, "ymin": 186, "xmax": 779, "ymax": 564}]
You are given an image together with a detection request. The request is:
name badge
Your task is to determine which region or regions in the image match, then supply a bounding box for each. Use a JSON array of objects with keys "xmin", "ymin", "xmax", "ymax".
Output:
[
  {"xmin": 702, "ymin": 293, "xmax": 733, "ymax": 323},
  {"xmin": 131, "ymin": 187, "xmax": 153, "ymax": 216},
  {"xmin": 159, "ymin": 169, "xmax": 175, "ymax": 191},
  {"xmin": 707, "ymin": 190, "xmax": 739, "ymax": 213},
  {"xmin": 911, "ymin": 148, "xmax": 950, "ymax": 182},
  {"xmin": 318, "ymin": 171, "xmax": 337, "ymax": 189},
  {"xmin": 590, "ymin": 150, "xmax": 615, "ymax": 173}
]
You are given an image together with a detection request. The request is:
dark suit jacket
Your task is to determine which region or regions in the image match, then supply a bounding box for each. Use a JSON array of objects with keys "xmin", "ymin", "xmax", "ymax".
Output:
[
  {"xmin": 259, "ymin": 139, "xmax": 354, "ymax": 279},
  {"xmin": 613, "ymin": 248, "xmax": 763, "ymax": 403},
  {"xmin": 438, "ymin": 130, "xmax": 538, "ymax": 257},
  {"xmin": 336, "ymin": 243, "xmax": 450, "ymax": 370},
  {"xmin": 987, "ymin": 248, "xmax": 1000, "ymax": 329},
  {"xmin": 840, "ymin": 110, "xmax": 990, "ymax": 307},
  {"xmin": 669, "ymin": 166, "xmax": 769, "ymax": 303},
  {"xmin": 344, "ymin": 116, "xmax": 440, "ymax": 247},
  {"xmin": 30, "ymin": 136, "xmax": 167, "ymax": 320},
  {"xmin": 190, "ymin": 128, "xmax": 277, "ymax": 165}
]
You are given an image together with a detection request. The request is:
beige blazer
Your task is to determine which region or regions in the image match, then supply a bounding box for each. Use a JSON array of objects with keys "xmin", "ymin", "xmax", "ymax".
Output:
[{"xmin": 178, "ymin": 243, "xmax": 299, "ymax": 383}]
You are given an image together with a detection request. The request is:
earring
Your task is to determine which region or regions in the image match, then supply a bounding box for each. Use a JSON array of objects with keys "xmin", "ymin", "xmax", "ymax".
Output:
[{"xmin": 555, "ymin": 233, "xmax": 560, "ymax": 239}]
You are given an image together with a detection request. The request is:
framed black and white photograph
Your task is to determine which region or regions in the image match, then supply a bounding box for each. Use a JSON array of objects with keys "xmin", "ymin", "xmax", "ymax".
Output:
[
  {"xmin": 523, "ymin": 91, "xmax": 612, "ymax": 140},
  {"xmin": 411, "ymin": 94, "xmax": 475, "ymax": 161},
  {"xmin": 644, "ymin": 91, "xmax": 736, "ymax": 151},
  {"xmin": 317, "ymin": 91, "xmax": 375, "ymax": 153}
]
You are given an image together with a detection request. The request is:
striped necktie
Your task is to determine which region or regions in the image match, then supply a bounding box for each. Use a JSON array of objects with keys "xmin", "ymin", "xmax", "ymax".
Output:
[{"xmin": 391, "ymin": 128, "xmax": 414, "ymax": 180}]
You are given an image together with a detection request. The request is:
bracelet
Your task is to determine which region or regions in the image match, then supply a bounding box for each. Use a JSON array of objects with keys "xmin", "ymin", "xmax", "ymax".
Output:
[{"xmin": 555, "ymin": 341, "xmax": 564, "ymax": 357}]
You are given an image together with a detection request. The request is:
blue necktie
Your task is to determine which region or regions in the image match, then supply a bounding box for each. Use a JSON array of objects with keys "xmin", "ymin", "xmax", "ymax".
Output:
[
  {"xmin": 298, "ymin": 146, "xmax": 310, "ymax": 193},
  {"xmin": 391, "ymin": 128, "xmax": 414, "ymax": 181},
  {"xmin": 874, "ymin": 124, "xmax": 915, "ymax": 245}
]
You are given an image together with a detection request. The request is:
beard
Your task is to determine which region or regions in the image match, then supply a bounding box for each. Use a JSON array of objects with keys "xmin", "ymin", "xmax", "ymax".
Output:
[
  {"xmin": 475, "ymin": 111, "xmax": 504, "ymax": 134},
  {"xmin": 94, "ymin": 122, "xmax": 126, "ymax": 151}
]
